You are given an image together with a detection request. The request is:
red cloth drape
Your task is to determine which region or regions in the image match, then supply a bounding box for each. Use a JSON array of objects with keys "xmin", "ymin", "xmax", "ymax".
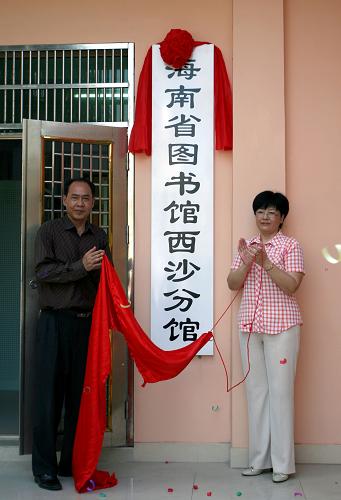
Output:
[
  {"xmin": 213, "ymin": 46, "xmax": 233, "ymax": 150},
  {"xmin": 128, "ymin": 47, "xmax": 153, "ymax": 155},
  {"xmin": 128, "ymin": 43, "xmax": 233, "ymax": 155},
  {"xmin": 73, "ymin": 256, "xmax": 213, "ymax": 493}
]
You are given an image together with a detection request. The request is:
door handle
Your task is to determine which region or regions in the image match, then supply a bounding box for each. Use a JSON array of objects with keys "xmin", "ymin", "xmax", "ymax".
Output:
[{"xmin": 29, "ymin": 279, "xmax": 38, "ymax": 289}]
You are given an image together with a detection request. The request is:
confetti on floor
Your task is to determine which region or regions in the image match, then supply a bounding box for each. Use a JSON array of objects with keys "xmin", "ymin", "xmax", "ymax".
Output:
[
  {"xmin": 294, "ymin": 493, "xmax": 303, "ymax": 497},
  {"xmin": 193, "ymin": 484, "xmax": 199, "ymax": 490},
  {"xmin": 86, "ymin": 479, "xmax": 96, "ymax": 492},
  {"xmin": 168, "ymin": 487, "xmax": 174, "ymax": 493},
  {"xmin": 236, "ymin": 492, "xmax": 242, "ymax": 497},
  {"xmin": 280, "ymin": 358, "xmax": 287, "ymax": 364}
]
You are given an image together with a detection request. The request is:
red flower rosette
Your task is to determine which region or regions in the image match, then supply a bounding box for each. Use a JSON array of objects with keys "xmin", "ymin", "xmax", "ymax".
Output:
[{"xmin": 159, "ymin": 29, "xmax": 195, "ymax": 69}]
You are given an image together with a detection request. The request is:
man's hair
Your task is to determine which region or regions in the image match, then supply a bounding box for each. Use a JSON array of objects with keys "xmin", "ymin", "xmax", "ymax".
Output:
[
  {"xmin": 252, "ymin": 191, "xmax": 289, "ymax": 226},
  {"xmin": 64, "ymin": 177, "xmax": 96, "ymax": 197}
]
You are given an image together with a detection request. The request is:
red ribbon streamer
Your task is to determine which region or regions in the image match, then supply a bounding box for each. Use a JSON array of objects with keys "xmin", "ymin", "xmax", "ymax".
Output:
[
  {"xmin": 73, "ymin": 251, "xmax": 262, "ymax": 492},
  {"xmin": 72, "ymin": 256, "xmax": 212, "ymax": 493}
]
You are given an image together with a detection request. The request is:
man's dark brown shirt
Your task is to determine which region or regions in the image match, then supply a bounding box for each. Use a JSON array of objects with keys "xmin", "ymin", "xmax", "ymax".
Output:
[{"xmin": 35, "ymin": 215, "xmax": 110, "ymax": 310}]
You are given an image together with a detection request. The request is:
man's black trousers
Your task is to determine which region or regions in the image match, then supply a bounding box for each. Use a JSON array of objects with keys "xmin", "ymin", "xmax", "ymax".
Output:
[{"xmin": 32, "ymin": 309, "xmax": 91, "ymax": 476}]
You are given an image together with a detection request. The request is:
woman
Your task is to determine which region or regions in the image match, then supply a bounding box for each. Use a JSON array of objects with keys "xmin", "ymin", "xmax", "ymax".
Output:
[{"xmin": 227, "ymin": 191, "xmax": 305, "ymax": 483}]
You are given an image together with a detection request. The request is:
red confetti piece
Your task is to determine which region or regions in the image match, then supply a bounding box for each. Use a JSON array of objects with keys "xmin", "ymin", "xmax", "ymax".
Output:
[
  {"xmin": 294, "ymin": 493, "xmax": 303, "ymax": 497},
  {"xmin": 193, "ymin": 484, "xmax": 199, "ymax": 490},
  {"xmin": 207, "ymin": 492, "xmax": 212, "ymax": 497},
  {"xmin": 168, "ymin": 488, "xmax": 174, "ymax": 493},
  {"xmin": 280, "ymin": 358, "xmax": 287, "ymax": 364}
]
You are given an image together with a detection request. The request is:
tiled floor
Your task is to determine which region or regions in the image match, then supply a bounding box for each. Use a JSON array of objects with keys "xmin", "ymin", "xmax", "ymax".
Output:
[{"xmin": 1, "ymin": 448, "xmax": 340, "ymax": 499}]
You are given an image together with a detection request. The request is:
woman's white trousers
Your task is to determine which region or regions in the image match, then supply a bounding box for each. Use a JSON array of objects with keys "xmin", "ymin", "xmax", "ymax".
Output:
[{"xmin": 239, "ymin": 326, "xmax": 300, "ymax": 474}]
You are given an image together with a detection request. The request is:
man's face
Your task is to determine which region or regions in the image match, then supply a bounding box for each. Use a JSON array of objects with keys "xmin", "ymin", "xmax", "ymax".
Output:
[{"xmin": 63, "ymin": 181, "xmax": 94, "ymax": 224}]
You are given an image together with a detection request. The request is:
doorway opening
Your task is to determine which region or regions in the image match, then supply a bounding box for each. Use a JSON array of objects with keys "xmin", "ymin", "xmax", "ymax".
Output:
[
  {"xmin": 0, "ymin": 42, "xmax": 135, "ymax": 447},
  {"xmin": 0, "ymin": 139, "xmax": 22, "ymax": 436}
]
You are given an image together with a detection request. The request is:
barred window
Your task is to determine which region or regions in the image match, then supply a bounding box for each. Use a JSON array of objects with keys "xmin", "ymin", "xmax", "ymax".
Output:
[{"xmin": 0, "ymin": 44, "xmax": 134, "ymax": 129}]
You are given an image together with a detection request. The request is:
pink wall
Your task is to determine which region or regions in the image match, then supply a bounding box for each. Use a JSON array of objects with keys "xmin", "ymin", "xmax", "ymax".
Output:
[
  {"xmin": 1, "ymin": 0, "xmax": 340, "ymax": 449},
  {"xmin": 231, "ymin": 0, "xmax": 286, "ymax": 452},
  {"xmin": 285, "ymin": 0, "xmax": 341, "ymax": 444},
  {"xmin": 0, "ymin": 0, "xmax": 234, "ymax": 443}
]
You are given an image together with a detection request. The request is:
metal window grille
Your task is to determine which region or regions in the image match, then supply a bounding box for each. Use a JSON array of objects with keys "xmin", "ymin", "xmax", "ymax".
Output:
[
  {"xmin": 0, "ymin": 43, "xmax": 134, "ymax": 129},
  {"xmin": 43, "ymin": 139, "xmax": 112, "ymax": 232},
  {"xmin": 43, "ymin": 137, "xmax": 114, "ymax": 429}
]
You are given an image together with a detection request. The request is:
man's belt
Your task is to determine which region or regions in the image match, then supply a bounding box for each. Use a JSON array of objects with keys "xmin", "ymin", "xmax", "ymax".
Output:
[{"xmin": 43, "ymin": 308, "xmax": 92, "ymax": 318}]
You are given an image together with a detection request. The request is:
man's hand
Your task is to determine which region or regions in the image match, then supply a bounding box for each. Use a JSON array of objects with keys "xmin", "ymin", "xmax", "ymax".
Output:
[{"xmin": 82, "ymin": 246, "xmax": 105, "ymax": 271}]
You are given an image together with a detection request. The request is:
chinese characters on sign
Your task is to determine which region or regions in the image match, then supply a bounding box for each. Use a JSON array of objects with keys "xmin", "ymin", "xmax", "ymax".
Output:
[{"xmin": 151, "ymin": 44, "xmax": 214, "ymax": 354}]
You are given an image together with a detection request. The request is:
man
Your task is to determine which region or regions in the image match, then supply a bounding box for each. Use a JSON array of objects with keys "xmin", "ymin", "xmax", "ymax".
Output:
[{"xmin": 32, "ymin": 177, "xmax": 111, "ymax": 491}]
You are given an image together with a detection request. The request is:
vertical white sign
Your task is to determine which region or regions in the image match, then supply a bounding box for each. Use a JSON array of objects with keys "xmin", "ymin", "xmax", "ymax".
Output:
[{"xmin": 151, "ymin": 44, "xmax": 214, "ymax": 355}]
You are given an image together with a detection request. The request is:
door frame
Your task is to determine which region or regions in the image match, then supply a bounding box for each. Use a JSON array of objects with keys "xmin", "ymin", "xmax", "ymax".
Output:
[{"xmin": 19, "ymin": 120, "xmax": 135, "ymax": 453}]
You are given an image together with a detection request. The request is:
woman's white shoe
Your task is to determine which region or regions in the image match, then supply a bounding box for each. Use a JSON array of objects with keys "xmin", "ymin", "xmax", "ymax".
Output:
[
  {"xmin": 241, "ymin": 467, "xmax": 265, "ymax": 476},
  {"xmin": 272, "ymin": 472, "xmax": 289, "ymax": 483}
]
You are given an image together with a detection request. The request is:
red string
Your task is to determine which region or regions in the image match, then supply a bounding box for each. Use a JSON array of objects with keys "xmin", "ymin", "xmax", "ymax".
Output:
[{"xmin": 209, "ymin": 252, "xmax": 264, "ymax": 392}]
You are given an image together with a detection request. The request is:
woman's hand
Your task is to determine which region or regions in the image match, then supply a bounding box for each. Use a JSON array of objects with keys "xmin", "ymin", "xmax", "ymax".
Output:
[
  {"xmin": 238, "ymin": 238, "xmax": 260, "ymax": 266},
  {"xmin": 228, "ymin": 239, "xmax": 260, "ymax": 290},
  {"xmin": 253, "ymin": 244, "xmax": 271, "ymax": 268},
  {"xmin": 239, "ymin": 239, "xmax": 273, "ymax": 269},
  {"xmin": 230, "ymin": 238, "xmax": 304, "ymax": 294}
]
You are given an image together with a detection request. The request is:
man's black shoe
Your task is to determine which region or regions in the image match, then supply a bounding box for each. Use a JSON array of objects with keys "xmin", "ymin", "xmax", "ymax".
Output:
[{"xmin": 34, "ymin": 473, "xmax": 62, "ymax": 491}]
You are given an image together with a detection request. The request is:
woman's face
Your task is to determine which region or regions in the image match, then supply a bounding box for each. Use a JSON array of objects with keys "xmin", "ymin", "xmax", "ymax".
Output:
[{"xmin": 254, "ymin": 205, "xmax": 284, "ymax": 237}]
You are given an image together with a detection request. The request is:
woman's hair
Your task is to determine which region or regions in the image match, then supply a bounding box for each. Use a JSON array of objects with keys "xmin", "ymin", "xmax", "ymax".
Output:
[{"xmin": 252, "ymin": 191, "xmax": 289, "ymax": 228}]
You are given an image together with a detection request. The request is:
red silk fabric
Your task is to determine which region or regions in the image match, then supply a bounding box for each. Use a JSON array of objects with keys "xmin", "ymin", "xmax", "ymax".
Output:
[
  {"xmin": 73, "ymin": 256, "xmax": 213, "ymax": 493},
  {"xmin": 128, "ymin": 43, "xmax": 233, "ymax": 155}
]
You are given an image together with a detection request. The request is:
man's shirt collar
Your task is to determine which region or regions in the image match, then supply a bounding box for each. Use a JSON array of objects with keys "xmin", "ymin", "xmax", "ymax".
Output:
[{"xmin": 62, "ymin": 215, "xmax": 94, "ymax": 234}]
